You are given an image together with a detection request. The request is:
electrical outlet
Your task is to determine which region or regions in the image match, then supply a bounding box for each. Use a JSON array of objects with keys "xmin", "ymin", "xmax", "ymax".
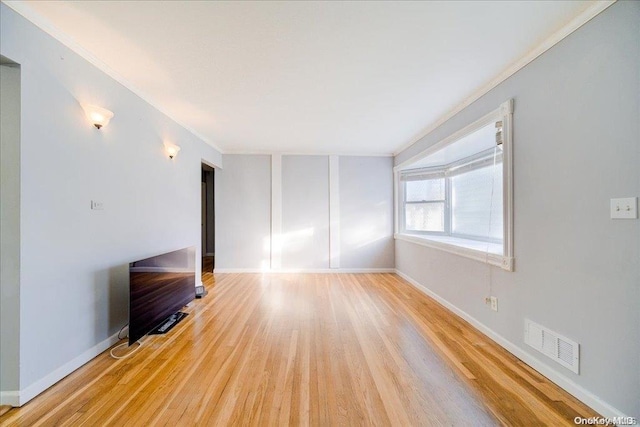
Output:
[
  {"xmin": 490, "ymin": 296, "xmax": 498, "ymax": 312},
  {"xmin": 610, "ymin": 197, "xmax": 637, "ymax": 219},
  {"xmin": 91, "ymin": 200, "xmax": 104, "ymax": 210}
]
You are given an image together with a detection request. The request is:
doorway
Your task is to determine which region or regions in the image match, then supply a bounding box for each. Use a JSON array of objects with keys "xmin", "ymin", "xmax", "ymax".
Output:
[
  {"xmin": 201, "ymin": 164, "xmax": 215, "ymax": 273},
  {"xmin": 1, "ymin": 55, "xmax": 21, "ymax": 402}
]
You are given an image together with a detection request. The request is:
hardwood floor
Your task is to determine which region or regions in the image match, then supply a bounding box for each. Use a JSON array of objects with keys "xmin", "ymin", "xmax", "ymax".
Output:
[
  {"xmin": 0, "ymin": 273, "xmax": 599, "ymax": 426},
  {"xmin": 202, "ymin": 256, "xmax": 214, "ymax": 273}
]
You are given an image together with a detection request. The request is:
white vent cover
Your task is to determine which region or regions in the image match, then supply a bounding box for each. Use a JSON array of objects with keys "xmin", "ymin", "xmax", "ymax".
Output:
[{"xmin": 524, "ymin": 319, "xmax": 579, "ymax": 374}]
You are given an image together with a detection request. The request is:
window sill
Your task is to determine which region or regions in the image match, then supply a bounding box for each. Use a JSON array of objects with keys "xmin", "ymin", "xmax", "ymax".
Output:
[{"xmin": 394, "ymin": 233, "xmax": 514, "ymax": 271}]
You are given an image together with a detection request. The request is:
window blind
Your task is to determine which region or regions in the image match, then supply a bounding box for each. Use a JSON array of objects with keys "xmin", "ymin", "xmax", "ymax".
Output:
[{"xmin": 451, "ymin": 162, "xmax": 503, "ymax": 241}]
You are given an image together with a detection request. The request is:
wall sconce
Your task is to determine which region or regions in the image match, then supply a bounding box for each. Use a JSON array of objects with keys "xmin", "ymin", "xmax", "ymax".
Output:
[
  {"xmin": 164, "ymin": 142, "xmax": 181, "ymax": 159},
  {"xmin": 81, "ymin": 104, "xmax": 114, "ymax": 129}
]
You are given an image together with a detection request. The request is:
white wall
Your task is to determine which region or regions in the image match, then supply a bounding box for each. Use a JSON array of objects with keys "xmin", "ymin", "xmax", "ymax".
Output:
[
  {"xmin": 394, "ymin": 1, "xmax": 639, "ymax": 418},
  {"xmin": 215, "ymin": 154, "xmax": 394, "ymax": 271},
  {"xmin": 214, "ymin": 155, "xmax": 272, "ymax": 269},
  {"xmin": 0, "ymin": 61, "xmax": 21, "ymax": 393},
  {"xmin": 0, "ymin": 4, "xmax": 222, "ymax": 404},
  {"xmin": 281, "ymin": 155, "xmax": 330, "ymax": 269},
  {"xmin": 339, "ymin": 156, "xmax": 394, "ymax": 268}
]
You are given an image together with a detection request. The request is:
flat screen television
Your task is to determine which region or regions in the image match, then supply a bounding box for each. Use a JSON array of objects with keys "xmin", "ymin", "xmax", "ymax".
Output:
[{"xmin": 128, "ymin": 246, "xmax": 196, "ymax": 345}]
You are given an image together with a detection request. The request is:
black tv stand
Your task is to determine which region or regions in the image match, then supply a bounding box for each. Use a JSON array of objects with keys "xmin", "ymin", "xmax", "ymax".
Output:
[{"xmin": 149, "ymin": 312, "xmax": 188, "ymax": 335}]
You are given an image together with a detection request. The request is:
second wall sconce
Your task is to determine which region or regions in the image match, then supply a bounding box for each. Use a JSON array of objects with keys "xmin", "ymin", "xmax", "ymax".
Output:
[
  {"xmin": 164, "ymin": 142, "xmax": 181, "ymax": 159},
  {"xmin": 81, "ymin": 104, "xmax": 114, "ymax": 129}
]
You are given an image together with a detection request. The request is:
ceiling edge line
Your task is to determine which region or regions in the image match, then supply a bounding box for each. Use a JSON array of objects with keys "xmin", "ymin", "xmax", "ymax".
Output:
[
  {"xmin": 3, "ymin": 0, "xmax": 226, "ymax": 154},
  {"xmin": 391, "ymin": 0, "xmax": 617, "ymax": 158},
  {"xmin": 223, "ymin": 151, "xmax": 394, "ymax": 157}
]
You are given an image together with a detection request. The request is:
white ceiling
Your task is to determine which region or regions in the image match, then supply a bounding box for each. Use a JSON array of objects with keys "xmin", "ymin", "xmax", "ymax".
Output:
[{"xmin": 12, "ymin": 1, "xmax": 595, "ymax": 155}]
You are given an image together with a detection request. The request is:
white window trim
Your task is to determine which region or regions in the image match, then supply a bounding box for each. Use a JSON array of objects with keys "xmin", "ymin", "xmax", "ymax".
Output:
[{"xmin": 394, "ymin": 99, "xmax": 514, "ymax": 272}]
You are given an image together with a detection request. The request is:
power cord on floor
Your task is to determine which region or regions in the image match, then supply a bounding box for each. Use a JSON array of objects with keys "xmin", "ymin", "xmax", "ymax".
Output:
[
  {"xmin": 110, "ymin": 340, "xmax": 142, "ymax": 360},
  {"xmin": 117, "ymin": 323, "xmax": 129, "ymax": 340},
  {"xmin": 110, "ymin": 323, "xmax": 142, "ymax": 359}
]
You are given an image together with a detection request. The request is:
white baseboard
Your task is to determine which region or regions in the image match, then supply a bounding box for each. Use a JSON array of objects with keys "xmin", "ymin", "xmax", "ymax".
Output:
[
  {"xmin": 1, "ymin": 332, "xmax": 120, "ymax": 407},
  {"xmin": 394, "ymin": 269, "xmax": 631, "ymax": 420},
  {"xmin": 0, "ymin": 390, "xmax": 20, "ymax": 407},
  {"xmin": 214, "ymin": 268, "xmax": 396, "ymax": 274}
]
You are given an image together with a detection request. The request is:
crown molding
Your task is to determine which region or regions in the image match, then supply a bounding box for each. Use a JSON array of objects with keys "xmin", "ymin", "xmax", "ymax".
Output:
[
  {"xmin": 392, "ymin": 0, "xmax": 617, "ymax": 157},
  {"xmin": 223, "ymin": 150, "xmax": 394, "ymax": 157},
  {"xmin": 2, "ymin": 0, "xmax": 224, "ymax": 154},
  {"xmin": 4, "ymin": 0, "xmax": 615, "ymax": 159}
]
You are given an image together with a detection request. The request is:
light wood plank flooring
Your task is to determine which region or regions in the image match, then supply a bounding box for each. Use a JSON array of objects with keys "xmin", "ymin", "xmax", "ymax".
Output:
[{"xmin": 0, "ymin": 273, "xmax": 600, "ymax": 426}]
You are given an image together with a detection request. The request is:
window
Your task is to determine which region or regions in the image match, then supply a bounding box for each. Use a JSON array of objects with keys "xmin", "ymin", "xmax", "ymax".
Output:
[
  {"xmin": 395, "ymin": 100, "xmax": 514, "ymax": 271},
  {"xmin": 404, "ymin": 177, "xmax": 446, "ymax": 232}
]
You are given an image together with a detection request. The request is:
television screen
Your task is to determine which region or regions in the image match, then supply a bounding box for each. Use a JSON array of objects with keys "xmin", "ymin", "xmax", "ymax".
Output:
[{"xmin": 128, "ymin": 246, "xmax": 196, "ymax": 345}]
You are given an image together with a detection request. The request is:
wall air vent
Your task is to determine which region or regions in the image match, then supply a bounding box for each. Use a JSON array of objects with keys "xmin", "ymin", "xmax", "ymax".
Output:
[{"xmin": 524, "ymin": 319, "xmax": 579, "ymax": 374}]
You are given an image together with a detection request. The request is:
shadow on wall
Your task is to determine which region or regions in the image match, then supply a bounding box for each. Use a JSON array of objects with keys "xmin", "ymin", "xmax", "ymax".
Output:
[{"xmin": 92, "ymin": 264, "xmax": 129, "ymax": 342}]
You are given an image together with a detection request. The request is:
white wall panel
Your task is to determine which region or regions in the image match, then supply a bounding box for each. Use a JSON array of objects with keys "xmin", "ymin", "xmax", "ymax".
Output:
[
  {"xmin": 339, "ymin": 156, "xmax": 394, "ymax": 269},
  {"xmin": 215, "ymin": 155, "xmax": 272, "ymax": 269},
  {"xmin": 281, "ymin": 155, "xmax": 330, "ymax": 269}
]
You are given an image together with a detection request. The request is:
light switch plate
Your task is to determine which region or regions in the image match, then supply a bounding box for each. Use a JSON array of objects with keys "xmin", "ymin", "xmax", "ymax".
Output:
[
  {"xmin": 610, "ymin": 197, "xmax": 637, "ymax": 219},
  {"xmin": 91, "ymin": 200, "xmax": 104, "ymax": 210}
]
